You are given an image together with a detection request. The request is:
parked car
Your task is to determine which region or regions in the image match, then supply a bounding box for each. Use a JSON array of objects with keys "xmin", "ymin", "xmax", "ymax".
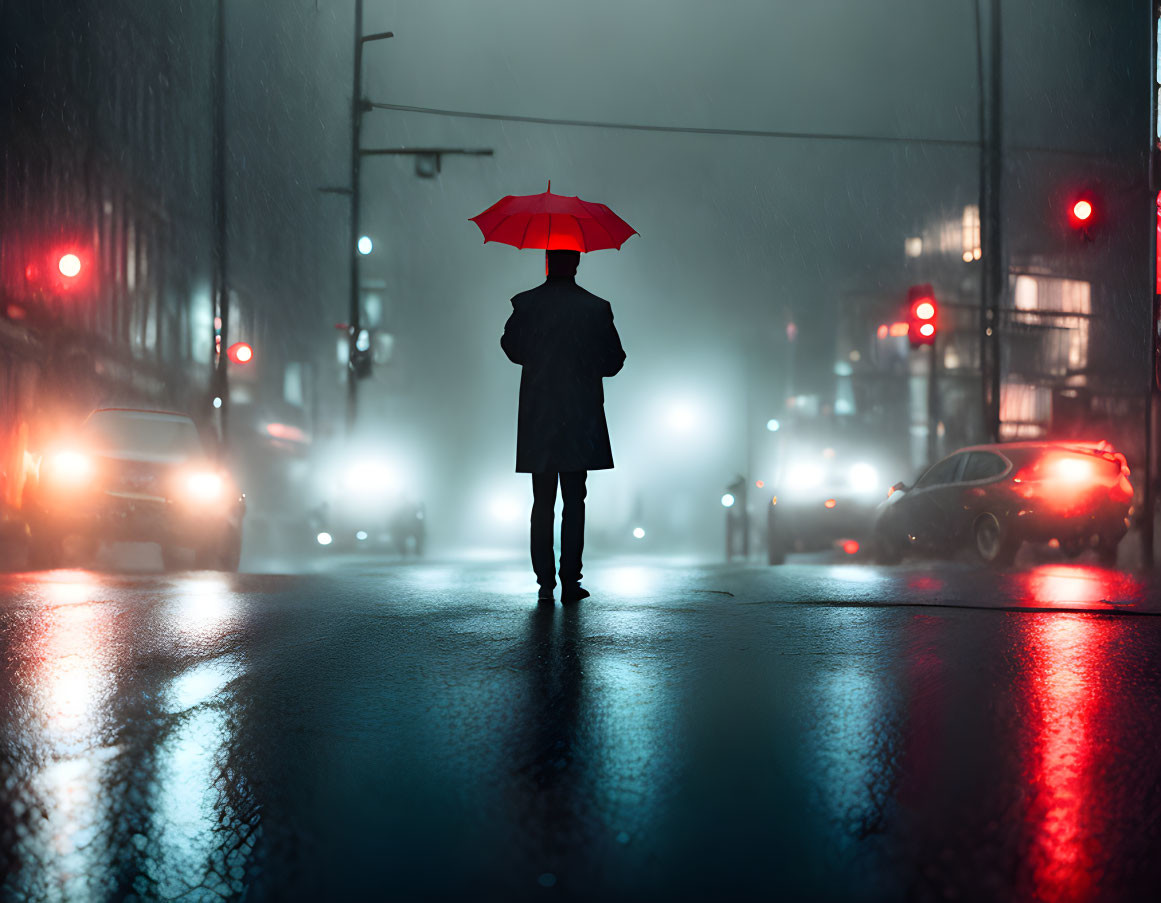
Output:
[
  {"xmin": 872, "ymin": 440, "xmax": 1134, "ymax": 566},
  {"xmin": 25, "ymin": 408, "xmax": 244, "ymax": 570}
]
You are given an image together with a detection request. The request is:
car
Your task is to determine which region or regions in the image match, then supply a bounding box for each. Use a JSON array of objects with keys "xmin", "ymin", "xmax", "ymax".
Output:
[
  {"xmin": 25, "ymin": 408, "xmax": 245, "ymax": 570},
  {"xmin": 871, "ymin": 440, "xmax": 1134, "ymax": 566},
  {"xmin": 766, "ymin": 451, "xmax": 886, "ymax": 564},
  {"xmin": 306, "ymin": 450, "xmax": 425, "ymax": 555}
]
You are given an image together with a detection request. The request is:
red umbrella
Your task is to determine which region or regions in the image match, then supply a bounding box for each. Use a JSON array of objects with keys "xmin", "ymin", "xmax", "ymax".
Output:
[{"xmin": 469, "ymin": 182, "xmax": 637, "ymax": 252}]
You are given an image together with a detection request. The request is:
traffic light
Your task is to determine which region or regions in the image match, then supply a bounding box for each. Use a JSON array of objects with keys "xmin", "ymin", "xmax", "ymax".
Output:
[
  {"xmin": 1068, "ymin": 194, "xmax": 1097, "ymax": 239},
  {"xmin": 350, "ymin": 328, "xmax": 372, "ymax": 379},
  {"xmin": 227, "ymin": 341, "xmax": 253, "ymax": 364},
  {"xmin": 907, "ymin": 283, "xmax": 937, "ymax": 347}
]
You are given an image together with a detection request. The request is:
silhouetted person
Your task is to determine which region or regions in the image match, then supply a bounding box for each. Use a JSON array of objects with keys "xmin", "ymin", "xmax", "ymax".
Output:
[{"xmin": 501, "ymin": 249, "xmax": 626, "ymax": 603}]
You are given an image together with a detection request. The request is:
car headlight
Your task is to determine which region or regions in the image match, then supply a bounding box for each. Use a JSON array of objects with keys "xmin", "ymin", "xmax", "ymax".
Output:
[
  {"xmin": 785, "ymin": 462, "xmax": 825, "ymax": 493},
  {"xmin": 343, "ymin": 459, "xmax": 399, "ymax": 494},
  {"xmin": 182, "ymin": 469, "xmax": 224, "ymax": 501},
  {"xmin": 46, "ymin": 450, "xmax": 93, "ymax": 487},
  {"xmin": 848, "ymin": 462, "xmax": 880, "ymax": 493}
]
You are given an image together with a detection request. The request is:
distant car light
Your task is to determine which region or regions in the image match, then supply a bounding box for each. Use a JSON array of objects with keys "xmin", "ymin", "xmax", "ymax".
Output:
[
  {"xmin": 317, "ymin": 532, "xmax": 333, "ymax": 546},
  {"xmin": 344, "ymin": 459, "xmax": 398, "ymax": 494},
  {"xmin": 632, "ymin": 527, "xmax": 646, "ymax": 539},
  {"xmin": 842, "ymin": 540, "xmax": 860, "ymax": 555},
  {"xmin": 824, "ymin": 498, "xmax": 837, "ymax": 509},
  {"xmin": 48, "ymin": 450, "xmax": 93, "ymax": 486},
  {"xmin": 721, "ymin": 493, "xmax": 736, "ymax": 508},
  {"xmin": 356, "ymin": 530, "xmax": 368, "ymax": 541},
  {"xmin": 848, "ymin": 462, "xmax": 880, "ymax": 493}
]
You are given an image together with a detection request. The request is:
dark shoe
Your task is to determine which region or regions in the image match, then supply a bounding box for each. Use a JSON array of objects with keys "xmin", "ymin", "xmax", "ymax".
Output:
[
  {"xmin": 560, "ymin": 584, "xmax": 590, "ymax": 603},
  {"xmin": 537, "ymin": 586, "xmax": 555, "ymax": 604}
]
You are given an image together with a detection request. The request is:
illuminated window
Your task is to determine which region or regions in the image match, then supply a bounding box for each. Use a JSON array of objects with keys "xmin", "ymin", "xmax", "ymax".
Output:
[
  {"xmin": 904, "ymin": 236, "xmax": 923, "ymax": 258},
  {"xmin": 1012, "ymin": 275, "xmax": 1090, "ymax": 373},
  {"xmin": 962, "ymin": 205, "xmax": 981, "ymax": 261}
]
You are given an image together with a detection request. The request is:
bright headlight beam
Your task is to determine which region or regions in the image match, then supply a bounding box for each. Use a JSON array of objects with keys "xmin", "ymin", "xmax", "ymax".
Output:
[{"xmin": 849, "ymin": 462, "xmax": 880, "ymax": 493}]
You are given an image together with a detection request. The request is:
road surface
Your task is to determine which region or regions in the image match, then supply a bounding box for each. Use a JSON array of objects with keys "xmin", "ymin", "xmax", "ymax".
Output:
[{"xmin": 1, "ymin": 553, "xmax": 1159, "ymax": 901}]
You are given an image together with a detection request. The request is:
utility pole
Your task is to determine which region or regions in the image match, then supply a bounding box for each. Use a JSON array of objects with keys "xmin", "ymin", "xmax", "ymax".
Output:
[
  {"xmin": 1143, "ymin": 1, "xmax": 1158, "ymax": 569},
  {"xmin": 336, "ymin": 5, "xmax": 488, "ymax": 434},
  {"xmin": 977, "ymin": 0, "xmax": 1004, "ymax": 443},
  {"xmin": 212, "ymin": 0, "xmax": 230, "ymax": 452},
  {"xmin": 346, "ymin": 0, "xmax": 367, "ymax": 433}
]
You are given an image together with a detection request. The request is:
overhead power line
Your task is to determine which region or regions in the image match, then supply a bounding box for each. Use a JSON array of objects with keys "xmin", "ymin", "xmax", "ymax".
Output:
[{"xmin": 369, "ymin": 101, "xmax": 980, "ymax": 149}]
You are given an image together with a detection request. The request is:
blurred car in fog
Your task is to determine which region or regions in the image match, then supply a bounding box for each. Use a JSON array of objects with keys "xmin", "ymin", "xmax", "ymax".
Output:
[
  {"xmin": 765, "ymin": 449, "xmax": 885, "ymax": 564},
  {"xmin": 25, "ymin": 408, "xmax": 244, "ymax": 570},
  {"xmin": 307, "ymin": 452, "xmax": 425, "ymax": 555},
  {"xmin": 872, "ymin": 440, "xmax": 1134, "ymax": 566}
]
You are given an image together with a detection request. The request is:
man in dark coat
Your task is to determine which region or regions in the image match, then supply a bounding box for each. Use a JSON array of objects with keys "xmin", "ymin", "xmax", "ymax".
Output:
[{"xmin": 501, "ymin": 249, "xmax": 626, "ymax": 603}]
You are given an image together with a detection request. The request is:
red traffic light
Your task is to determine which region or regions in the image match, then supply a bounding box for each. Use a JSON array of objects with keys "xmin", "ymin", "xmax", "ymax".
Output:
[
  {"xmin": 227, "ymin": 342, "xmax": 253, "ymax": 364},
  {"xmin": 58, "ymin": 253, "xmax": 82, "ymax": 278},
  {"xmin": 1068, "ymin": 195, "xmax": 1097, "ymax": 232},
  {"xmin": 906, "ymin": 284, "xmax": 937, "ymax": 347}
]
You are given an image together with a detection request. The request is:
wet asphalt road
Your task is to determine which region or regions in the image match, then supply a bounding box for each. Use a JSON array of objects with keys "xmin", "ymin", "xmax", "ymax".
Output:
[{"xmin": 2, "ymin": 553, "xmax": 1161, "ymax": 902}]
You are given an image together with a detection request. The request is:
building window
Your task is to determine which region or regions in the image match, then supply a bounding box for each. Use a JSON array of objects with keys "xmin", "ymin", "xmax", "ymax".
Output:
[
  {"xmin": 961, "ymin": 205, "xmax": 981, "ymax": 261},
  {"xmin": 904, "ymin": 236, "xmax": 923, "ymax": 258},
  {"xmin": 1012, "ymin": 275, "xmax": 1091, "ymax": 373}
]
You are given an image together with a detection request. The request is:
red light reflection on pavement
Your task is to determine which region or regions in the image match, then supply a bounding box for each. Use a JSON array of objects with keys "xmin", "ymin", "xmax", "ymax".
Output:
[
  {"xmin": 1017, "ymin": 565, "xmax": 1140, "ymax": 610},
  {"xmin": 907, "ymin": 575, "xmax": 944, "ymax": 594},
  {"xmin": 1020, "ymin": 616, "xmax": 1113, "ymax": 902}
]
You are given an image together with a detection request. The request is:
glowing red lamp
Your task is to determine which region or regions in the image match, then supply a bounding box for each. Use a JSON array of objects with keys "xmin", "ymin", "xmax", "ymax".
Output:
[{"xmin": 227, "ymin": 342, "xmax": 254, "ymax": 364}]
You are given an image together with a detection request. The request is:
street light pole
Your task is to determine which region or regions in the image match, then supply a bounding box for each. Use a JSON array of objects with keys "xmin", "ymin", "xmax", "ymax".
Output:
[
  {"xmin": 346, "ymin": 0, "xmax": 366, "ymax": 433},
  {"xmin": 212, "ymin": 0, "xmax": 230, "ymax": 453}
]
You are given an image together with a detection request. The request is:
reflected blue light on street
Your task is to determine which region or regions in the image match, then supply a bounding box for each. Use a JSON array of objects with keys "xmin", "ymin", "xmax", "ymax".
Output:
[
  {"xmin": 149, "ymin": 707, "xmax": 247, "ymax": 899},
  {"xmin": 808, "ymin": 610, "xmax": 890, "ymax": 846},
  {"xmin": 598, "ymin": 566, "xmax": 658, "ymax": 598},
  {"xmin": 167, "ymin": 656, "xmax": 242, "ymax": 714},
  {"xmin": 166, "ymin": 575, "xmax": 236, "ymax": 640},
  {"xmin": 822, "ymin": 565, "xmax": 884, "ymax": 585}
]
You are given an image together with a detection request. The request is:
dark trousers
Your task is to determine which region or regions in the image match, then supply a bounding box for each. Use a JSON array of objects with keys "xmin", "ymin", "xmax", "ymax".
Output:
[{"xmin": 531, "ymin": 471, "xmax": 587, "ymax": 589}]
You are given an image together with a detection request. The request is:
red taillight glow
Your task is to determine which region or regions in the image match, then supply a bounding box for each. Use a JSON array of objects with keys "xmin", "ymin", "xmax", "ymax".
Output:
[
  {"xmin": 1052, "ymin": 457, "xmax": 1093, "ymax": 482},
  {"xmin": 842, "ymin": 540, "xmax": 859, "ymax": 555},
  {"xmin": 824, "ymin": 498, "xmax": 837, "ymax": 509}
]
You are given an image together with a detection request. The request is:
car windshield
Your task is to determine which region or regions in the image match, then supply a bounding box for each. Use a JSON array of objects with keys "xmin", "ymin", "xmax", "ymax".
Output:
[{"xmin": 83, "ymin": 410, "xmax": 205, "ymax": 461}]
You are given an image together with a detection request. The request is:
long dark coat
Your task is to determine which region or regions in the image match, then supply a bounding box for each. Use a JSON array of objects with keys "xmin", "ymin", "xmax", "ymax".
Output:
[{"xmin": 501, "ymin": 276, "xmax": 626, "ymax": 473}]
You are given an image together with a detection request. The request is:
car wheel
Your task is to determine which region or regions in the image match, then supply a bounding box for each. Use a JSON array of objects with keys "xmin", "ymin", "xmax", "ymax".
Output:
[
  {"xmin": 974, "ymin": 513, "xmax": 1019, "ymax": 567},
  {"xmin": 27, "ymin": 528, "xmax": 61, "ymax": 570},
  {"xmin": 218, "ymin": 528, "xmax": 242, "ymax": 573},
  {"xmin": 874, "ymin": 530, "xmax": 904, "ymax": 565},
  {"xmin": 766, "ymin": 530, "xmax": 787, "ymax": 565},
  {"xmin": 1096, "ymin": 536, "xmax": 1119, "ymax": 567},
  {"xmin": 161, "ymin": 544, "xmax": 186, "ymax": 571}
]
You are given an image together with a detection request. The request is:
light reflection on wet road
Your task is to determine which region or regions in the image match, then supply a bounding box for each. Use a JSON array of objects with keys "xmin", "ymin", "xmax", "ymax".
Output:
[{"xmin": 1, "ymin": 558, "xmax": 1160, "ymax": 901}]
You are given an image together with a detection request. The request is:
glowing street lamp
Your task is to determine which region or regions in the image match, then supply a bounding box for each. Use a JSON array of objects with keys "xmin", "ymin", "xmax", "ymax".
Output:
[{"xmin": 357, "ymin": 235, "xmax": 373, "ymax": 255}]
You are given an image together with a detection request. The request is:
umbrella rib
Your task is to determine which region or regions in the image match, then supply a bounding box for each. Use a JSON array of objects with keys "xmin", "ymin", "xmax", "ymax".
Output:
[{"xmin": 518, "ymin": 214, "xmax": 534, "ymax": 250}]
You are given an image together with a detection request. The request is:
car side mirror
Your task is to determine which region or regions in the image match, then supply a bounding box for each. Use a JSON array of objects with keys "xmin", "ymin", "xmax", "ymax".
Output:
[{"xmin": 890, "ymin": 481, "xmax": 909, "ymax": 495}]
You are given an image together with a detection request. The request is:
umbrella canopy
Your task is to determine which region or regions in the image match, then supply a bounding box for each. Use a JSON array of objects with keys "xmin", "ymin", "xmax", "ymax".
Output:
[{"xmin": 469, "ymin": 183, "xmax": 637, "ymax": 252}]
